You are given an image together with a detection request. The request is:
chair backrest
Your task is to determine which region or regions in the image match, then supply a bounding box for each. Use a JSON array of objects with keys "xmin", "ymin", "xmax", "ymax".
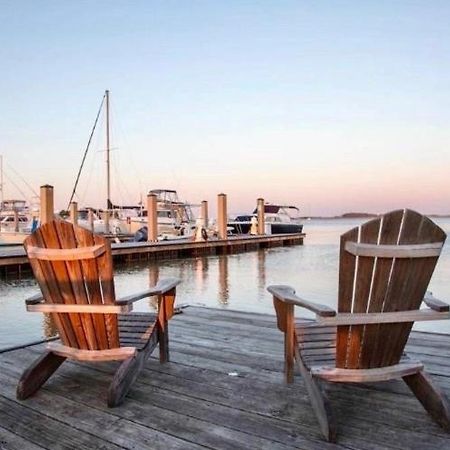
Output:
[
  {"xmin": 336, "ymin": 209, "xmax": 446, "ymax": 369},
  {"xmin": 24, "ymin": 220, "xmax": 119, "ymax": 351}
]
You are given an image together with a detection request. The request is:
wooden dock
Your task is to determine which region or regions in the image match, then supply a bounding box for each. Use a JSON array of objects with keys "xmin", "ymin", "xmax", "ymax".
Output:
[
  {"xmin": 1, "ymin": 306, "xmax": 449, "ymax": 449},
  {"xmin": 0, "ymin": 233, "xmax": 304, "ymax": 274}
]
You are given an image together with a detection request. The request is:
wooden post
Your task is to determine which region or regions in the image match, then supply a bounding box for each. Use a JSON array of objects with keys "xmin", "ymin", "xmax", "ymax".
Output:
[
  {"xmin": 69, "ymin": 202, "xmax": 78, "ymax": 226},
  {"xmin": 217, "ymin": 193, "xmax": 227, "ymax": 240},
  {"xmin": 147, "ymin": 193, "xmax": 158, "ymax": 242},
  {"xmin": 40, "ymin": 185, "xmax": 54, "ymax": 225},
  {"xmin": 88, "ymin": 208, "xmax": 94, "ymax": 232},
  {"xmin": 257, "ymin": 198, "xmax": 265, "ymax": 235},
  {"xmin": 201, "ymin": 200, "xmax": 208, "ymax": 228},
  {"xmin": 13, "ymin": 209, "xmax": 19, "ymax": 232}
]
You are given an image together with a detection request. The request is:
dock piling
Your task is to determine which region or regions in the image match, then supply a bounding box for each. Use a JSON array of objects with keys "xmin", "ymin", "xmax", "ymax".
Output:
[
  {"xmin": 147, "ymin": 193, "xmax": 158, "ymax": 242},
  {"xmin": 217, "ymin": 193, "xmax": 228, "ymax": 240},
  {"xmin": 69, "ymin": 202, "xmax": 78, "ymax": 226},
  {"xmin": 257, "ymin": 198, "xmax": 265, "ymax": 235},
  {"xmin": 13, "ymin": 210, "xmax": 19, "ymax": 232},
  {"xmin": 40, "ymin": 185, "xmax": 54, "ymax": 225},
  {"xmin": 88, "ymin": 209, "xmax": 94, "ymax": 232},
  {"xmin": 201, "ymin": 200, "xmax": 209, "ymax": 228}
]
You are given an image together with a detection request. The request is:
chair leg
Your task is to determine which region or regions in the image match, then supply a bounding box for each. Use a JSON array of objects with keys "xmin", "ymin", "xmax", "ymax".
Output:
[
  {"xmin": 108, "ymin": 353, "xmax": 144, "ymax": 407},
  {"xmin": 294, "ymin": 347, "xmax": 337, "ymax": 442},
  {"xmin": 16, "ymin": 351, "xmax": 66, "ymax": 400},
  {"xmin": 108, "ymin": 329, "xmax": 160, "ymax": 407},
  {"xmin": 158, "ymin": 320, "xmax": 169, "ymax": 363},
  {"xmin": 284, "ymin": 331, "xmax": 294, "ymax": 384},
  {"xmin": 403, "ymin": 370, "xmax": 450, "ymax": 431}
]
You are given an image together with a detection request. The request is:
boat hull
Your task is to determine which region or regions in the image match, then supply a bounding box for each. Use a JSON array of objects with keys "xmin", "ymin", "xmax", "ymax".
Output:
[{"xmin": 228, "ymin": 222, "xmax": 303, "ymax": 235}]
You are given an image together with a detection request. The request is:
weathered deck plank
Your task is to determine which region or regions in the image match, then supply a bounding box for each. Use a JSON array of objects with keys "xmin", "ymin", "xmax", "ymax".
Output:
[{"xmin": 1, "ymin": 306, "xmax": 449, "ymax": 449}]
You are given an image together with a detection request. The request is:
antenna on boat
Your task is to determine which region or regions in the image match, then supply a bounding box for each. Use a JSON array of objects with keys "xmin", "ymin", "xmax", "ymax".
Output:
[{"xmin": 105, "ymin": 89, "xmax": 111, "ymax": 234}]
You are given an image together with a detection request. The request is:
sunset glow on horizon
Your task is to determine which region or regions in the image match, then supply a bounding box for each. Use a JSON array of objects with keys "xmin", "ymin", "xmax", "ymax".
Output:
[{"xmin": 1, "ymin": 1, "xmax": 449, "ymax": 217}]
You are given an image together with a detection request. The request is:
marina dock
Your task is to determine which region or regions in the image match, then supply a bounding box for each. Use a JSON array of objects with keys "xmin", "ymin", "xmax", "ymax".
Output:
[
  {"xmin": 0, "ymin": 306, "xmax": 449, "ymax": 449},
  {"xmin": 0, "ymin": 232, "xmax": 304, "ymax": 274}
]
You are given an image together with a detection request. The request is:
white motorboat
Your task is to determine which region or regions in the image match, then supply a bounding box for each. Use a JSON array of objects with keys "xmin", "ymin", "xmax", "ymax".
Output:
[
  {"xmin": 122, "ymin": 189, "xmax": 197, "ymax": 241},
  {"xmin": 0, "ymin": 199, "xmax": 37, "ymax": 245},
  {"xmin": 228, "ymin": 203, "xmax": 303, "ymax": 235}
]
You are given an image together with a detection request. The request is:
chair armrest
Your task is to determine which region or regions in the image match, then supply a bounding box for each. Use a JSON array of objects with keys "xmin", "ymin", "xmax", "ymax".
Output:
[
  {"xmin": 423, "ymin": 291, "xmax": 450, "ymax": 312},
  {"xmin": 116, "ymin": 277, "xmax": 181, "ymax": 305},
  {"xmin": 267, "ymin": 285, "xmax": 336, "ymax": 317},
  {"xmin": 25, "ymin": 293, "xmax": 44, "ymax": 305}
]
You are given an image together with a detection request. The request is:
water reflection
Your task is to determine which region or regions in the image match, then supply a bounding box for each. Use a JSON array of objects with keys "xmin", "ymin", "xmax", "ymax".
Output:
[
  {"xmin": 43, "ymin": 313, "xmax": 58, "ymax": 338},
  {"xmin": 148, "ymin": 264, "xmax": 159, "ymax": 287},
  {"xmin": 148, "ymin": 265, "xmax": 159, "ymax": 309},
  {"xmin": 195, "ymin": 257, "xmax": 209, "ymax": 292},
  {"xmin": 218, "ymin": 255, "xmax": 229, "ymax": 305},
  {"xmin": 257, "ymin": 249, "xmax": 266, "ymax": 295}
]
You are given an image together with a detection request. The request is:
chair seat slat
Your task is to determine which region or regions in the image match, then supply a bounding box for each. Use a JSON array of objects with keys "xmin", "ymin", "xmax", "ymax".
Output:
[
  {"xmin": 310, "ymin": 360, "xmax": 423, "ymax": 382},
  {"xmin": 47, "ymin": 342, "xmax": 136, "ymax": 361}
]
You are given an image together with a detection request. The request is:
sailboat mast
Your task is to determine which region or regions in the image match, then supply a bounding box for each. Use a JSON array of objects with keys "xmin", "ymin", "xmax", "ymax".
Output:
[
  {"xmin": 105, "ymin": 89, "xmax": 110, "ymax": 233},
  {"xmin": 0, "ymin": 155, "xmax": 3, "ymax": 205}
]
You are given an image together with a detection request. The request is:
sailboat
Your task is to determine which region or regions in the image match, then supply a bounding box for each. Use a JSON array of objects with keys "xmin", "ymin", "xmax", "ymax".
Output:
[
  {"xmin": 0, "ymin": 157, "xmax": 39, "ymax": 245},
  {"xmin": 69, "ymin": 91, "xmax": 196, "ymax": 240}
]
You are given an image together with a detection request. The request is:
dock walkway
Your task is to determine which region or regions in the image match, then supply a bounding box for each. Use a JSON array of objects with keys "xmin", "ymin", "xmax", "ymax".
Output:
[
  {"xmin": 0, "ymin": 233, "xmax": 304, "ymax": 272},
  {"xmin": 1, "ymin": 306, "xmax": 449, "ymax": 449}
]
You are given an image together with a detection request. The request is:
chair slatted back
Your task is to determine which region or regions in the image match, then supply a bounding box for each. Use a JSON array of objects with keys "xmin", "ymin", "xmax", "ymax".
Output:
[
  {"xmin": 336, "ymin": 209, "xmax": 446, "ymax": 369},
  {"xmin": 24, "ymin": 220, "xmax": 119, "ymax": 350}
]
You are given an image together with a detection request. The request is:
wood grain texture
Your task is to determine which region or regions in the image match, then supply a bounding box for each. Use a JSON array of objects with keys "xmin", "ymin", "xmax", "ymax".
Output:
[
  {"xmin": 24, "ymin": 225, "xmax": 78, "ymax": 347},
  {"xmin": 268, "ymin": 285, "xmax": 336, "ymax": 316},
  {"xmin": 294, "ymin": 345, "xmax": 337, "ymax": 442},
  {"xmin": 26, "ymin": 303, "xmax": 131, "ymax": 314},
  {"xmin": 380, "ymin": 210, "xmax": 446, "ymax": 366},
  {"xmin": 271, "ymin": 210, "xmax": 448, "ymax": 442},
  {"xmin": 310, "ymin": 361, "xmax": 423, "ymax": 382},
  {"xmin": 344, "ymin": 241, "xmax": 443, "ymax": 258},
  {"xmin": 26, "ymin": 244, "xmax": 105, "ymax": 260},
  {"xmin": 403, "ymin": 370, "xmax": 450, "ymax": 431},
  {"xmin": 16, "ymin": 351, "xmax": 66, "ymax": 400},
  {"xmin": 74, "ymin": 225, "xmax": 111, "ymax": 349},
  {"xmin": 2, "ymin": 307, "xmax": 450, "ymax": 449},
  {"xmin": 116, "ymin": 278, "xmax": 181, "ymax": 305},
  {"xmin": 20, "ymin": 220, "xmax": 180, "ymax": 406},
  {"xmin": 345, "ymin": 217, "xmax": 380, "ymax": 368},
  {"xmin": 361, "ymin": 210, "xmax": 404, "ymax": 368},
  {"xmin": 335, "ymin": 226, "xmax": 358, "ymax": 367},
  {"xmin": 317, "ymin": 309, "xmax": 449, "ymax": 326},
  {"xmin": 47, "ymin": 342, "xmax": 137, "ymax": 361}
]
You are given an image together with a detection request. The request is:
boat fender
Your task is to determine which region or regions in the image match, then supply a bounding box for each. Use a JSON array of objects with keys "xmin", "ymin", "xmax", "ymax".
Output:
[{"xmin": 134, "ymin": 226, "xmax": 148, "ymax": 242}]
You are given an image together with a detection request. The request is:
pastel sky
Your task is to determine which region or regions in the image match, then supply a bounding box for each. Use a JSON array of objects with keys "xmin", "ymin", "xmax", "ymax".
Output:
[{"xmin": 1, "ymin": 1, "xmax": 449, "ymax": 216}]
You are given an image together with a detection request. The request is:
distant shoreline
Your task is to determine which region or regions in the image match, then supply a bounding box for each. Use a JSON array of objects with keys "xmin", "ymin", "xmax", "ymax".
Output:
[{"xmin": 303, "ymin": 213, "xmax": 450, "ymax": 220}]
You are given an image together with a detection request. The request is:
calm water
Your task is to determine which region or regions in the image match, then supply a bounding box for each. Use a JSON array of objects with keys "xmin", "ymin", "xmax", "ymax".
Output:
[{"xmin": 1, "ymin": 217, "xmax": 449, "ymax": 350}]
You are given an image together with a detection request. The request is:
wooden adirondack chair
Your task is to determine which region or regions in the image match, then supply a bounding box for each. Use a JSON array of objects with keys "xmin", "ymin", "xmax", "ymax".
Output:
[
  {"xmin": 16, "ymin": 220, "xmax": 181, "ymax": 407},
  {"xmin": 268, "ymin": 209, "xmax": 450, "ymax": 442}
]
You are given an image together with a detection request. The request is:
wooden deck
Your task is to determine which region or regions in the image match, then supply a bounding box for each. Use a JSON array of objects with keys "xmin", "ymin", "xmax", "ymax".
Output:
[
  {"xmin": 1, "ymin": 306, "xmax": 450, "ymax": 449},
  {"xmin": 0, "ymin": 233, "xmax": 304, "ymax": 273}
]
